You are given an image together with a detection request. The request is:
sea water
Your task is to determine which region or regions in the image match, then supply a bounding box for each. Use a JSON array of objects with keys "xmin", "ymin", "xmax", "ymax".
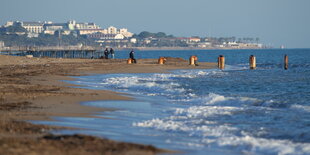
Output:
[{"xmin": 33, "ymin": 49, "xmax": 310, "ymax": 155}]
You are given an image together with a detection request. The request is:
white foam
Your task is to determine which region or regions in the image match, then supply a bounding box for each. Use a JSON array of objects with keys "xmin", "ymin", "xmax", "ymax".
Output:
[
  {"xmin": 217, "ymin": 135, "xmax": 310, "ymax": 155},
  {"xmin": 202, "ymin": 93, "xmax": 229, "ymax": 105},
  {"xmin": 133, "ymin": 118, "xmax": 191, "ymax": 131},
  {"xmin": 99, "ymin": 75, "xmax": 187, "ymax": 94},
  {"xmin": 76, "ymin": 69, "xmax": 310, "ymax": 154},
  {"xmin": 133, "ymin": 91, "xmax": 310, "ymax": 154},
  {"xmin": 175, "ymin": 106, "xmax": 240, "ymax": 118},
  {"xmin": 96, "ymin": 70, "xmax": 228, "ymax": 97},
  {"xmin": 134, "ymin": 111, "xmax": 310, "ymax": 155},
  {"xmin": 291, "ymin": 104, "xmax": 310, "ymax": 113}
]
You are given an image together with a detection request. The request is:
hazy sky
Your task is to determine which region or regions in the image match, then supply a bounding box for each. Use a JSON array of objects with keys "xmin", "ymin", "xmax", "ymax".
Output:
[{"xmin": 0, "ymin": 0, "xmax": 309, "ymax": 48}]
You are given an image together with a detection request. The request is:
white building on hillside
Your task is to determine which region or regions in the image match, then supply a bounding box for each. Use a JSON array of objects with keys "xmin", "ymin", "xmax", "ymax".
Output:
[
  {"xmin": 75, "ymin": 22, "xmax": 101, "ymax": 30},
  {"xmin": 21, "ymin": 22, "xmax": 44, "ymax": 34},
  {"xmin": 78, "ymin": 29, "xmax": 108, "ymax": 35},
  {"xmin": 119, "ymin": 28, "xmax": 134, "ymax": 38},
  {"xmin": 4, "ymin": 21, "xmax": 13, "ymax": 27},
  {"xmin": 130, "ymin": 38, "xmax": 137, "ymax": 44},
  {"xmin": 108, "ymin": 26, "xmax": 117, "ymax": 34}
]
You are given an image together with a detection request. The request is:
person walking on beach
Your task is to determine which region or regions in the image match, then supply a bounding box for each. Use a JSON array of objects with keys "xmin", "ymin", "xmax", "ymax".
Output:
[
  {"xmin": 110, "ymin": 48, "xmax": 115, "ymax": 59},
  {"xmin": 104, "ymin": 48, "xmax": 109, "ymax": 59},
  {"xmin": 129, "ymin": 50, "xmax": 137, "ymax": 63}
]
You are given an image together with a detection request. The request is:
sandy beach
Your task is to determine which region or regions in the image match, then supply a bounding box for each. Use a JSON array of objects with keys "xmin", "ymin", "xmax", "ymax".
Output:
[{"xmin": 0, "ymin": 55, "xmax": 216, "ymax": 155}]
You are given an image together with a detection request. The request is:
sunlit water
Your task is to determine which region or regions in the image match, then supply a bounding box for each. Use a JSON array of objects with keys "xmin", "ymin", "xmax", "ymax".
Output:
[{"xmin": 33, "ymin": 49, "xmax": 310, "ymax": 155}]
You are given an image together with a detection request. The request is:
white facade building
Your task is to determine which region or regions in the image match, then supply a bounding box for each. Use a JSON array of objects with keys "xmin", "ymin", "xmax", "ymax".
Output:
[
  {"xmin": 108, "ymin": 26, "xmax": 117, "ymax": 34},
  {"xmin": 4, "ymin": 21, "xmax": 13, "ymax": 27},
  {"xmin": 76, "ymin": 23, "xmax": 101, "ymax": 30},
  {"xmin": 119, "ymin": 28, "xmax": 134, "ymax": 38},
  {"xmin": 21, "ymin": 22, "xmax": 44, "ymax": 34},
  {"xmin": 130, "ymin": 38, "xmax": 137, "ymax": 44},
  {"xmin": 67, "ymin": 20, "xmax": 101, "ymax": 30},
  {"xmin": 78, "ymin": 29, "xmax": 108, "ymax": 35}
]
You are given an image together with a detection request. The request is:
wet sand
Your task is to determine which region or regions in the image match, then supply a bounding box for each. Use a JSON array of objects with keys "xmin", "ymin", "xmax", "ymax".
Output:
[{"xmin": 0, "ymin": 55, "xmax": 216, "ymax": 155}]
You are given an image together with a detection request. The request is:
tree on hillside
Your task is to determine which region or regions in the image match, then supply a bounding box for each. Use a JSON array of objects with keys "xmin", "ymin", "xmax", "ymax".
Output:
[
  {"xmin": 3, "ymin": 25, "xmax": 27, "ymax": 33},
  {"xmin": 138, "ymin": 31, "xmax": 153, "ymax": 38},
  {"xmin": 154, "ymin": 32, "xmax": 166, "ymax": 38},
  {"xmin": 136, "ymin": 31, "xmax": 171, "ymax": 39}
]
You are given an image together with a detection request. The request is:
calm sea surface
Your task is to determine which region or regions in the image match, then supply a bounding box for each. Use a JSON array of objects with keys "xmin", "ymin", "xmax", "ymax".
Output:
[{"xmin": 33, "ymin": 49, "xmax": 310, "ymax": 155}]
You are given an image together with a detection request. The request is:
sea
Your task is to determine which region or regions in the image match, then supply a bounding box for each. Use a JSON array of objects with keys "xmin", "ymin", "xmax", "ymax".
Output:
[{"xmin": 33, "ymin": 49, "xmax": 310, "ymax": 155}]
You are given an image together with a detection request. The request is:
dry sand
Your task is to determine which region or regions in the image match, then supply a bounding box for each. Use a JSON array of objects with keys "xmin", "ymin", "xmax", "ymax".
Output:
[{"xmin": 0, "ymin": 55, "xmax": 216, "ymax": 155}]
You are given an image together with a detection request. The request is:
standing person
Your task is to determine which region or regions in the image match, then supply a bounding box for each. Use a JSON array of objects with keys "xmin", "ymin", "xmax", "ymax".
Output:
[
  {"xmin": 104, "ymin": 48, "xmax": 109, "ymax": 59},
  {"xmin": 110, "ymin": 48, "xmax": 115, "ymax": 59},
  {"xmin": 129, "ymin": 49, "xmax": 137, "ymax": 63}
]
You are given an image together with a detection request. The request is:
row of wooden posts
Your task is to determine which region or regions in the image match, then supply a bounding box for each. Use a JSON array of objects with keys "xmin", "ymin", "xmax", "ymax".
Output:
[
  {"xmin": 127, "ymin": 55, "xmax": 288, "ymax": 70},
  {"xmin": 217, "ymin": 55, "xmax": 289, "ymax": 70},
  {"xmin": 217, "ymin": 55, "xmax": 258, "ymax": 70},
  {"xmin": 127, "ymin": 55, "xmax": 289, "ymax": 70}
]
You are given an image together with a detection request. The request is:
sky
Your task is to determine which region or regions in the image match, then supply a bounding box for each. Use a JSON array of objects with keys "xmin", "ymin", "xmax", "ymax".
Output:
[{"xmin": 0, "ymin": 0, "xmax": 309, "ymax": 48}]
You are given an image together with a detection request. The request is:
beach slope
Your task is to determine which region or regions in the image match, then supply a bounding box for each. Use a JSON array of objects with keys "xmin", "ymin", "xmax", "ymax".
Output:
[{"xmin": 0, "ymin": 55, "xmax": 216, "ymax": 154}]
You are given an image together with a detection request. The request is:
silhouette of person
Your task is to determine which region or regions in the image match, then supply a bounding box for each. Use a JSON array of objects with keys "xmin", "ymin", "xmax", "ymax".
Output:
[
  {"xmin": 104, "ymin": 48, "xmax": 109, "ymax": 59},
  {"xmin": 110, "ymin": 48, "xmax": 115, "ymax": 59},
  {"xmin": 129, "ymin": 50, "xmax": 137, "ymax": 63}
]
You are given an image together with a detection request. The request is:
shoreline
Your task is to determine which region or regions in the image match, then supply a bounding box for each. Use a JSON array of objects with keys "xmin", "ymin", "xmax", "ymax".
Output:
[
  {"xmin": 0, "ymin": 55, "xmax": 216, "ymax": 154},
  {"xmin": 117, "ymin": 46, "xmax": 268, "ymax": 51}
]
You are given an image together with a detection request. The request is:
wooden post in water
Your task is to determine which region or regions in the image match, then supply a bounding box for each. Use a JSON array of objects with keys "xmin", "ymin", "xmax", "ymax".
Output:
[
  {"xmin": 189, "ymin": 56, "xmax": 195, "ymax": 65},
  {"xmin": 218, "ymin": 55, "xmax": 225, "ymax": 70},
  {"xmin": 284, "ymin": 55, "xmax": 288, "ymax": 70},
  {"xmin": 194, "ymin": 56, "xmax": 198, "ymax": 66},
  {"xmin": 158, "ymin": 57, "xmax": 166, "ymax": 65},
  {"xmin": 249, "ymin": 55, "xmax": 256, "ymax": 69},
  {"xmin": 127, "ymin": 58, "xmax": 132, "ymax": 64},
  {"xmin": 189, "ymin": 56, "xmax": 198, "ymax": 66}
]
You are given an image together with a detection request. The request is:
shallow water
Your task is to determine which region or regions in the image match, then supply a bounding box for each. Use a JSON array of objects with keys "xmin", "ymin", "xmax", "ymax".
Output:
[{"xmin": 33, "ymin": 49, "xmax": 310, "ymax": 155}]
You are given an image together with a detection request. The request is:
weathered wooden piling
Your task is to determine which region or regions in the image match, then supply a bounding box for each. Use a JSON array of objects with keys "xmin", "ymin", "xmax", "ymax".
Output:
[
  {"xmin": 218, "ymin": 55, "xmax": 225, "ymax": 70},
  {"xmin": 127, "ymin": 58, "xmax": 133, "ymax": 64},
  {"xmin": 194, "ymin": 56, "xmax": 198, "ymax": 66},
  {"xmin": 249, "ymin": 55, "xmax": 256, "ymax": 69},
  {"xmin": 189, "ymin": 56, "xmax": 198, "ymax": 66},
  {"xmin": 189, "ymin": 56, "xmax": 195, "ymax": 65},
  {"xmin": 158, "ymin": 57, "xmax": 166, "ymax": 65},
  {"xmin": 284, "ymin": 55, "xmax": 288, "ymax": 70}
]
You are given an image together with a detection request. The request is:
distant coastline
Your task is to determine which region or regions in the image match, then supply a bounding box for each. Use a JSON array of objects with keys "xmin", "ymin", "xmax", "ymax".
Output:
[
  {"xmin": 0, "ymin": 20, "xmax": 266, "ymax": 50},
  {"xmin": 118, "ymin": 46, "xmax": 268, "ymax": 51},
  {"xmin": 0, "ymin": 45, "xmax": 268, "ymax": 53}
]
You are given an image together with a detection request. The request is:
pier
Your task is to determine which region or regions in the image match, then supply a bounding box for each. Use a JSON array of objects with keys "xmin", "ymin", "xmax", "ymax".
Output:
[{"xmin": 0, "ymin": 46, "xmax": 102, "ymax": 59}]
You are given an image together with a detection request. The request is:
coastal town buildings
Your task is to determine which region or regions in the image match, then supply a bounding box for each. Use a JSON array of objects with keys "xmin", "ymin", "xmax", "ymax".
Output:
[
  {"xmin": 43, "ymin": 23, "xmax": 68, "ymax": 35},
  {"xmin": 1, "ymin": 20, "xmax": 133, "ymax": 40},
  {"xmin": 0, "ymin": 20, "xmax": 264, "ymax": 49},
  {"xmin": 78, "ymin": 29, "xmax": 108, "ymax": 35},
  {"xmin": 21, "ymin": 22, "xmax": 44, "ymax": 34},
  {"xmin": 118, "ymin": 28, "xmax": 134, "ymax": 38},
  {"xmin": 189, "ymin": 37, "xmax": 201, "ymax": 43},
  {"xmin": 108, "ymin": 26, "xmax": 117, "ymax": 34},
  {"xmin": 4, "ymin": 21, "xmax": 14, "ymax": 27},
  {"xmin": 130, "ymin": 38, "xmax": 137, "ymax": 44},
  {"xmin": 74, "ymin": 22, "xmax": 100, "ymax": 30}
]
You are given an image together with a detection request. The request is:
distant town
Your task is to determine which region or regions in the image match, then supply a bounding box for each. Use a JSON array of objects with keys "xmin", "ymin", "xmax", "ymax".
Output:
[{"xmin": 0, "ymin": 20, "xmax": 266, "ymax": 50}]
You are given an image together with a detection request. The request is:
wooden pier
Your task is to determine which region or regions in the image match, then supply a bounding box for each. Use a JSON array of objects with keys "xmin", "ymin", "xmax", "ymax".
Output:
[{"xmin": 0, "ymin": 46, "xmax": 102, "ymax": 59}]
